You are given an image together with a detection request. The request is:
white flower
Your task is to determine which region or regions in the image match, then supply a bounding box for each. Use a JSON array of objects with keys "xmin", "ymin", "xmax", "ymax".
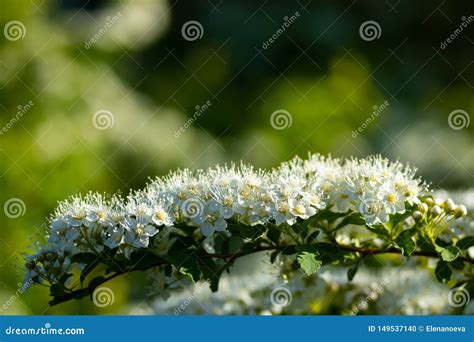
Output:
[
  {"xmin": 151, "ymin": 205, "xmax": 174, "ymax": 227},
  {"xmin": 200, "ymin": 215, "xmax": 227, "ymax": 237},
  {"xmin": 123, "ymin": 218, "xmax": 159, "ymax": 249}
]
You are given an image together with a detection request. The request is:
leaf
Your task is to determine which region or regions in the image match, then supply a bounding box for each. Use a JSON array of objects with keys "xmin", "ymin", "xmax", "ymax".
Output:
[
  {"xmin": 297, "ymin": 252, "xmax": 322, "ymax": 276},
  {"xmin": 266, "ymin": 227, "xmax": 282, "ymax": 245},
  {"xmin": 49, "ymin": 283, "xmax": 65, "ymax": 297},
  {"xmin": 88, "ymin": 276, "xmax": 106, "ymax": 290},
  {"xmin": 199, "ymin": 258, "xmax": 224, "ymax": 292},
  {"xmin": 336, "ymin": 213, "xmax": 366, "ymax": 229},
  {"xmin": 347, "ymin": 265, "xmax": 358, "ymax": 281},
  {"xmin": 306, "ymin": 229, "xmax": 321, "ymax": 244},
  {"xmin": 364, "ymin": 224, "xmax": 389, "ymax": 238},
  {"xmin": 394, "ymin": 228, "xmax": 417, "ymax": 256},
  {"xmin": 80, "ymin": 258, "xmax": 102, "ymax": 285},
  {"xmin": 128, "ymin": 251, "xmax": 164, "ymax": 270},
  {"xmin": 440, "ymin": 245, "xmax": 460, "ymax": 262},
  {"xmin": 71, "ymin": 252, "xmax": 98, "ymax": 264},
  {"xmin": 270, "ymin": 250, "xmax": 281, "ymax": 263},
  {"xmin": 179, "ymin": 257, "xmax": 201, "ymax": 282},
  {"xmin": 435, "ymin": 260, "xmax": 452, "ymax": 283},
  {"xmin": 449, "ymin": 258, "xmax": 465, "ymax": 270},
  {"xmin": 228, "ymin": 236, "xmax": 245, "ymax": 254},
  {"xmin": 457, "ymin": 236, "xmax": 474, "ymax": 250},
  {"xmin": 312, "ymin": 242, "xmax": 345, "ymax": 264}
]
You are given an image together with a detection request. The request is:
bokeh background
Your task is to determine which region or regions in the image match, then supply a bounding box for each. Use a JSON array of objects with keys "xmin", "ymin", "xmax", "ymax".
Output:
[{"xmin": 0, "ymin": 0, "xmax": 473, "ymax": 314}]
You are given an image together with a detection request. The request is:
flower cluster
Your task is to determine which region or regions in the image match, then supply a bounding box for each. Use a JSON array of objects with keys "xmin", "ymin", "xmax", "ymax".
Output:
[{"xmin": 25, "ymin": 154, "xmax": 467, "ymax": 288}]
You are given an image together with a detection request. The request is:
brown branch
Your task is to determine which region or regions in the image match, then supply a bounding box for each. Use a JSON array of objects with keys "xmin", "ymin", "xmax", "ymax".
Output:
[{"xmin": 50, "ymin": 244, "xmax": 473, "ymax": 306}]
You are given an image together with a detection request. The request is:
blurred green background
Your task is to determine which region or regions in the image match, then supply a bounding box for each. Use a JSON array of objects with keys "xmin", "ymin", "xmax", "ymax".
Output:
[{"xmin": 0, "ymin": 0, "xmax": 473, "ymax": 314}]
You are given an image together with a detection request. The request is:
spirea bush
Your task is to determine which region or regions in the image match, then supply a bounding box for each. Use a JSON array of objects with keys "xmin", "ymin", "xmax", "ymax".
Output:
[{"xmin": 23, "ymin": 154, "xmax": 473, "ymax": 306}]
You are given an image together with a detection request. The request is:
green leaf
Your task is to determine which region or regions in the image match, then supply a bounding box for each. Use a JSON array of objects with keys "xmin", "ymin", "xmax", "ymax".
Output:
[
  {"xmin": 71, "ymin": 252, "xmax": 98, "ymax": 264},
  {"xmin": 228, "ymin": 236, "xmax": 245, "ymax": 254},
  {"xmin": 364, "ymin": 224, "xmax": 389, "ymax": 238},
  {"xmin": 312, "ymin": 242, "xmax": 345, "ymax": 264},
  {"xmin": 179, "ymin": 257, "xmax": 201, "ymax": 282},
  {"xmin": 336, "ymin": 213, "xmax": 366, "ymax": 229},
  {"xmin": 440, "ymin": 245, "xmax": 460, "ymax": 262},
  {"xmin": 80, "ymin": 258, "xmax": 101, "ymax": 285},
  {"xmin": 266, "ymin": 226, "xmax": 282, "ymax": 245},
  {"xmin": 435, "ymin": 260, "xmax": 452, "ymax": 283},
  {"xmin": 49, "ymin": 283, "xmax": 65, "ymax": 297},
  {"xmin": 457, "ymin": 236, "xmax": 474, "ymax": 250},
  {"xmin": 394, "ymin": 228, "xmax": 417, "ymax": 256},
  {"xmin": 347, "ymin": 265, "xmax": 358, "ymax": 281},
  {"xmin": 88, "ymin": 276, "xmax": 106, "ymax": 289},
  {"xmin": 306, "ymin": 229, "xmax": 320, "ymax": 244},
  {"xmin": 449, "ymin": 258, "xmax": 465, "ymax": 270},
  {"xmin": 128, "ymin": 251, "xmax": 164, "ymax": 270},
  {"xmin": 297, "ymin": 252, "xmax": 322, "ymax": 276},
  {"xmin": 270, "ymin": 250, "xmax": 281, "ymax": 263},
  {"xmin": 199, "ymin": 258, "xmax": 224, "ymax": 292}
]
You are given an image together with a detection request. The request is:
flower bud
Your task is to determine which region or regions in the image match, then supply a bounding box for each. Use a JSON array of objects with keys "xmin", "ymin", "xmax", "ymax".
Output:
[
  {"xmin": 431, "ymin": 205, "xmax": 442, "ymax": 216},
  {"xmin": 434, "ymin": 198, "xmax": 444, "ymax": 206},
  {"xmin": 442, "ymin": 199, "xmax": 456, "ymax": 213},
  {"xmin": 417, "ymin": 203, "xmax": 428, "ymax": 213},
  {"xmin": 454, "ymin": 204, "xmax": 467, "ymax": 218},
  {"xmin": 425, "ymin": 198, "xmax": 434, "ymax": 207},
  {"xmin": 412, "ymin": 211, "xmax": 423, "ymax": 221}
]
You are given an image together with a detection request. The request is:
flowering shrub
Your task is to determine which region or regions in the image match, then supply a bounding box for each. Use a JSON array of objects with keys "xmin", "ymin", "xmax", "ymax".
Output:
[{"xmin": 23, "ymin": 154, "xmax": 473, "ymax": 306}]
